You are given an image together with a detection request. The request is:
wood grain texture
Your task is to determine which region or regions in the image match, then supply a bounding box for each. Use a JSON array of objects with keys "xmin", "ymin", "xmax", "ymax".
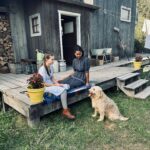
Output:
[
  {"xmin": 91, "ymin": 0, "xmax": 136, "ymax": 58},
  {"xmin": 8, "ymin": 0, "xmax": 28, "ymax": 62},
  {"xmin": 2, "ymin": 0, "xmax": 136, "ymax": 61}
]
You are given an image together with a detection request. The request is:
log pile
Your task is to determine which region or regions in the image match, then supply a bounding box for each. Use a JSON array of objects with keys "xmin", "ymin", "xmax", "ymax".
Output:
[{"xmin": 0, "ymin": 13, "xmax": 14, "ymax": 73}]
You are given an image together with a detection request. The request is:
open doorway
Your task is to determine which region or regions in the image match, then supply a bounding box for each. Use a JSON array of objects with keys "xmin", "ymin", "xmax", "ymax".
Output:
[
  {"xmin": 61, "ymin": 15, "xmax": 76, "ymax": 65},
  {"xmin": 58, "ymin": 10, "xmax": 81, "ymax": 65}
]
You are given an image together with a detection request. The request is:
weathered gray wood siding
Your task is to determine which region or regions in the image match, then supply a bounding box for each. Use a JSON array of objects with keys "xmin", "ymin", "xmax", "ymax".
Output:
[
  {"xmin": 91, "ymin": 0, "xmax": 136, "ymax": 58},
  {"xmin": 6, "ymin": 0, "xmax": 28, "ymax": 62},
  {"xmin": 24, "ymin": 0, "xmax": 136, "ymax": 60},
  {"xmin": 24, "ymin": 0, "xmax": 93, "ymax": 60},
  {"xmin": 7, "ymin": 0, "xmax": 136, "ymax": 60},
  {"xmin": 24, "ymin": 0, "xmax": 58, "ymax": 60}
]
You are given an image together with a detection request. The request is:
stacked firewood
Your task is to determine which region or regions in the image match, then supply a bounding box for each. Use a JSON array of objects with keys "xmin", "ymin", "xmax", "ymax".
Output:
[{"xmin": 0, "ymin": 13, "xmax": 14, "ymax": 73}]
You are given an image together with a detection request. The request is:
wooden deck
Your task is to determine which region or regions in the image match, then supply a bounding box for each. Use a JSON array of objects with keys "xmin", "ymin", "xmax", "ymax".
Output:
[
  {"xmin": 0, "ymin": 65, "xmax": 136, "ymax": 127},
  {"xmin": 2, "ymin": 54, "xmax": 150, "ymax": 127}
]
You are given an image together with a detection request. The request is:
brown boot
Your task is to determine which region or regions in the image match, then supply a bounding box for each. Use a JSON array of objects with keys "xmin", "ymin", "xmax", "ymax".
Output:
[{"xmin": 62, "ymin": 109, "xmax": 75, "ymax": 120}]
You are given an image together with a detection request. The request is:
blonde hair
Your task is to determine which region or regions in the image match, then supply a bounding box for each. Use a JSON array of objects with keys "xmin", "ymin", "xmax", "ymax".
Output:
[{"xmin": 43, "ymin": 53, "xmax": 54, "ymax": 76}]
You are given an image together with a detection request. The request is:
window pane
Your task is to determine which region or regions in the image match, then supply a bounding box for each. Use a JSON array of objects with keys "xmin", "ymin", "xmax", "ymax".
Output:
[
  {"xmin": 122, "ymin": 8, "xmax": 130, "ymax": 20},
  {"xmin": 32, "ymin": 17, "xmax": 40, "ymax": 33},
  {"xmin": 36, "ymin": 25, "xmax": 39, "ymax": 33},
  {"xmin": 32, "ymin": 17, "xmax": 38, "ymax": 25}
]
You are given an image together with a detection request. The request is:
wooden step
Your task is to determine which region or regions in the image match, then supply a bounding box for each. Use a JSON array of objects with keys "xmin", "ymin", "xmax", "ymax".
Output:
[
  {"xmin": 117, "ymin": 72, "xmax": 140, "ymax": 81},
  {"xmin": 124, "ymin": 79, "xmax": 148, "ymax": 90},
  {"xmin": 134, "ymin": 86, "xmax": 150, "ymax": 99}
]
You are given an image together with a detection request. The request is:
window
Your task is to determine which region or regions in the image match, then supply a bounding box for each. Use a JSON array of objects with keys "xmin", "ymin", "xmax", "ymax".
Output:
[
  {"xmin": 120, "ymin": 6, "xmax": 131, "ymax": 22},
  {"xmin": 29, "ymin": 13, "xmax": 41, "ymax": 37},
  {"xmin": 64, "ymin": 22, "xmax": 74, "ymax": 34},
  {"xmin": 83, "ymin": 0, "xmax": 93, "ymax": 5}
]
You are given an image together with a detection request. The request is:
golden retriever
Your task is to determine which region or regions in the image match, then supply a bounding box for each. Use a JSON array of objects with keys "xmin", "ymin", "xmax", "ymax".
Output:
[{"xmin": 89, "ymin": 86, "xmax": 128, "ymax": 122}]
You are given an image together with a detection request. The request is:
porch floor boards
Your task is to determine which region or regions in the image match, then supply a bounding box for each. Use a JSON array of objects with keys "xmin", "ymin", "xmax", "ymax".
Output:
[{"xmin": 0, "ymin": 66, "xmax": 134, "ymax": 105}]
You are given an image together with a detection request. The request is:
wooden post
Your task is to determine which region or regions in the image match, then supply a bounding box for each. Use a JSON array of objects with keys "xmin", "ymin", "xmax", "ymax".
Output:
[
  {"xmin": 27, "ymin": 106, "xmax": 40, "ymax": 127},
  {"xmin": 1, "ymin": 94, "xmax": 7, "ymax": 112}
]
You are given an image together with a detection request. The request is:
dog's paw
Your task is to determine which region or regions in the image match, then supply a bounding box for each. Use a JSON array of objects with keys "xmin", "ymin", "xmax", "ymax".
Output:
[
  {"xmin": 92, "ymin": 114, "xmax": 97, "ymax": 117},
  {"xmin": 97, "ymin": 118, "xmax": 103, "ymax": 122}
]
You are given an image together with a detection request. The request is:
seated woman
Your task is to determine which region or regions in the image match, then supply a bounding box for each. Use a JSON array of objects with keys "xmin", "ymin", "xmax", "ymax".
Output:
[
  {"xmin": 38, "ymin": 53, "xmax": 75, "ymax": 119},
  {"xmin": 60, "ymin": 45, "xmax": 90, "ymax": 89}
]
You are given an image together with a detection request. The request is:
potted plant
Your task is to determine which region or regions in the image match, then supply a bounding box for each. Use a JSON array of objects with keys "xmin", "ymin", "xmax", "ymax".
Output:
[
  {"xmin": 27, "ymin": 73, "xmax": 45, "ymax": 104},
  {"xmin": 133, "ymin": 55, "xmax": 143, "ymax": 70}
]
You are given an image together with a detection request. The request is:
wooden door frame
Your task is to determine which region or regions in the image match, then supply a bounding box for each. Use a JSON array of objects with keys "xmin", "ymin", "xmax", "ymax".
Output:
[{"xmin": 58, "ymin": 10, "xmax": 81, "ymax": 60}]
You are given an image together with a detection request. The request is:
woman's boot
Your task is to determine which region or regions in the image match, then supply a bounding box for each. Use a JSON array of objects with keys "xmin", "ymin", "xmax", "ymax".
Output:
[{"xmin": 62, "ymin": 109, "xmax": 75, "ymax": 119}]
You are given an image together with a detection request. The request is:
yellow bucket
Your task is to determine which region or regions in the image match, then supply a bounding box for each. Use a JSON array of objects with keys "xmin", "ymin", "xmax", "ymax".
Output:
[
  {"xmin": 27, "ymin": 88, "xmax": 44, "ymax": 104},
  {"xmin": 133, "ymin": 61, "xmax": 142, "ymax": 70}
]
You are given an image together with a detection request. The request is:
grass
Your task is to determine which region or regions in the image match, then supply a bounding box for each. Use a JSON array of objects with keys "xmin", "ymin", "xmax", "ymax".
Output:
[{"xmin": 0, "ymin": 90, "xmax": 150, "ymax": 150}]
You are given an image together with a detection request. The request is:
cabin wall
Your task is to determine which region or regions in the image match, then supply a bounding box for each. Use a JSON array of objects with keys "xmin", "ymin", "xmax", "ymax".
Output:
[
  {"xmin": 24, "ymin": 0, "xmax": 57, "ymax": 60},
  {"xmin": 0, "ymin": 0, "xmax": 28, "ymax": 62},
  {"xmin": 91, "ymin": 0, "xmax": 136, "ymax": 58},
  {"xmin": 6, "ymin": 0, "xmax": 136, "ymax": 61},
  {"xmin": 8, "ymin": 0, "xmax": 28, "ymax": 62},
  {"xmin": 24, "ymin": 0, "xmax": 91, "ymax": 60}
]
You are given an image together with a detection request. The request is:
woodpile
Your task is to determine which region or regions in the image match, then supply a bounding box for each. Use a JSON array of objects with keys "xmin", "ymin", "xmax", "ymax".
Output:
[{"xmin": 0, "ymin": 13, "xmax": 14, "ymax": 73}]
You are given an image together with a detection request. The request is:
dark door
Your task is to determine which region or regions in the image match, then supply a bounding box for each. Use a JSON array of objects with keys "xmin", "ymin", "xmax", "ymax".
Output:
[{"xmin": 62, "ymin": 15, "xmax": 77, "ymax": 65}]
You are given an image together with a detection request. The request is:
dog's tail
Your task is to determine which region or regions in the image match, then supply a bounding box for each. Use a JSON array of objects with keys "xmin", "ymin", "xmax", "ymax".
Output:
[{"xmin": 119, "ymin": 116, "xmax": 129, "ymax": 121}]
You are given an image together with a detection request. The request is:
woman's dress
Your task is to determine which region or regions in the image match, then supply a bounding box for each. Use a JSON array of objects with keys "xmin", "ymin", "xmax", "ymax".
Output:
[{"xmin": 38, "ymin": 65, "xmax": 69, "ymax": 96}]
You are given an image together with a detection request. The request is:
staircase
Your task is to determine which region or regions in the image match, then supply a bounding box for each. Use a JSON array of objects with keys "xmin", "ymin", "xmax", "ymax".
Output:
[{"xmin": 116, "ymin": 72, "xmax": 150, "ymax": 99}]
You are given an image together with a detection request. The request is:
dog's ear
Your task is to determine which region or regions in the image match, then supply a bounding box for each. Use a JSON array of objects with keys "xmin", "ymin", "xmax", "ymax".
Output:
[{"xmin": 98, "ymin": 89, "xmax": 104, "ymax": 99}]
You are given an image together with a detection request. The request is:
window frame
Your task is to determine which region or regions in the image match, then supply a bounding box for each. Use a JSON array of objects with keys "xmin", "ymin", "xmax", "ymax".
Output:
[
  {"xmin": 120, "ymin": 6, "xmax": 131, "ymax": 22},
  {"xmin": 29, "ymin": 13, "xmax": 42, "ymax": 37}
]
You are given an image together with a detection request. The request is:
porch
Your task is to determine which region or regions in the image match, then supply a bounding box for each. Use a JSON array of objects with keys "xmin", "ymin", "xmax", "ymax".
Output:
[{"xmin": 0, "ymin": 54, "xmax": 150, "ymax": 127}]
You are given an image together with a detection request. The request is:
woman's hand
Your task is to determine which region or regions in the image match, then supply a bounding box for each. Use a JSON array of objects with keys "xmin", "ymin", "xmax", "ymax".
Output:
[
  {"xmin": 54, "ymin": 83, "xmax": 64, "ymax": 87},
  {"xmin": 57, "ymin": 76, "xmax": 67, "ymax": 82},
  {"xmin": 55, "ymin": 79, "xmax": 62, "ymax": 83},
  {"xmin": 86, "ymin": 82, "xmax": 90, "ymax": 87},
  {"xmin": 42, "ymin": 82, "xmax": 63, "ymax": 87},
  {"xmin": 58, "ymin": 71, "xmax": 74, "ymax": 82},
  {"xmin": 41, "ymin": 83, "xmax": 45, "ymax": 86},
  {"xmin": 53, "ymin": 80, "xmax": 58, "ymax": 84}
]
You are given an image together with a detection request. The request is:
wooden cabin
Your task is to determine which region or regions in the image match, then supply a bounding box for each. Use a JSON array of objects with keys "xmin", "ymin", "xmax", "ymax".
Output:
[{"xmin": 0, "ymin": 0, "xmax": 136, "ymax": 66}]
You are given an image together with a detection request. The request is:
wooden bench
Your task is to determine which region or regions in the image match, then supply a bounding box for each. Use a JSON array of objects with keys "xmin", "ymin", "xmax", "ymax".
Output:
[{"xmin": 91, "ymin": 48, "xmax": 112, "ymax": 64}]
